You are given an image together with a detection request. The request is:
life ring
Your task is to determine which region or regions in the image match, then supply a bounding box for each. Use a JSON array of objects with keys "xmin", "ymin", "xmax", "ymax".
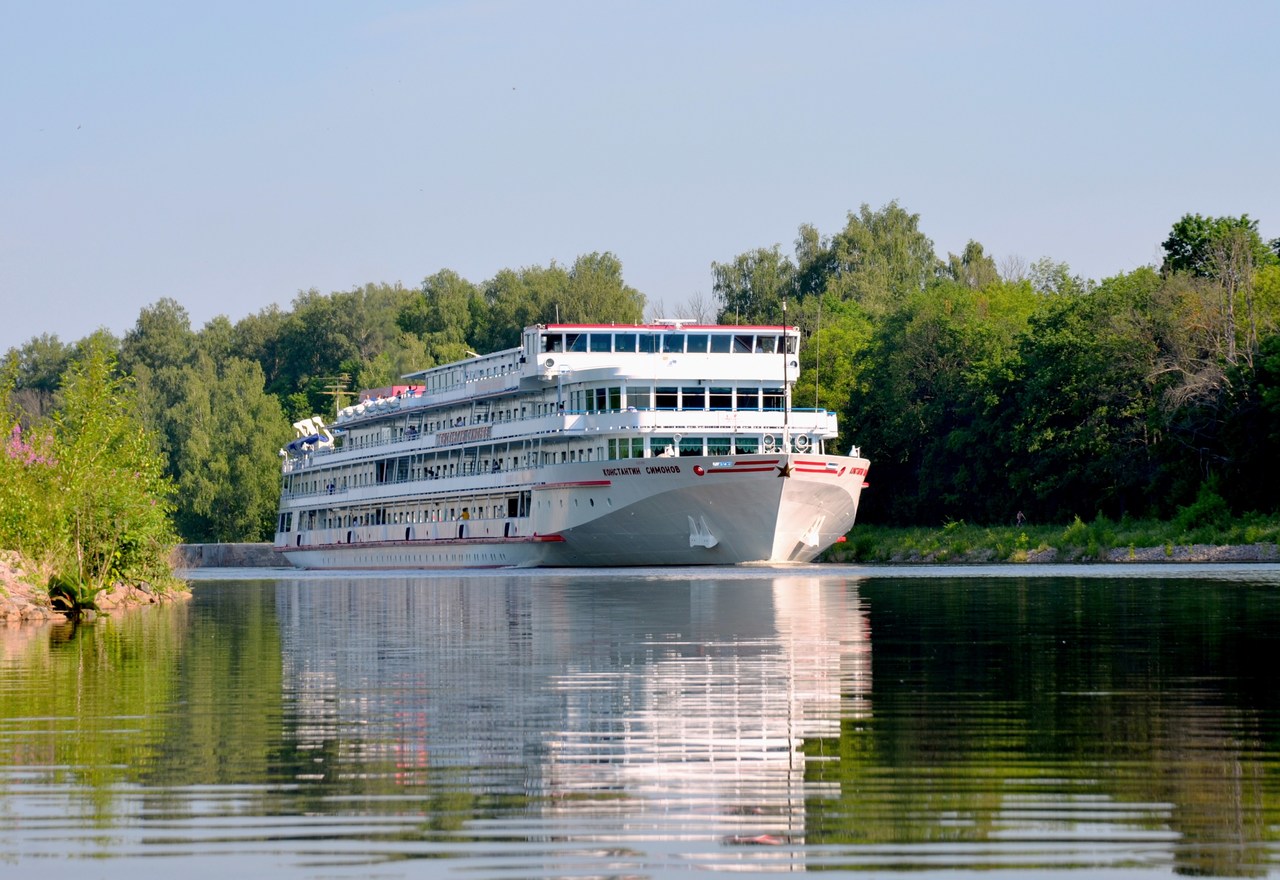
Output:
[
  {"xmin": 795, "ymin": 434, "xmax": 810, "ymax": 451},
  {"xmin": 762, "ymin": 433, "xmax": 775, "ymax": 451}
]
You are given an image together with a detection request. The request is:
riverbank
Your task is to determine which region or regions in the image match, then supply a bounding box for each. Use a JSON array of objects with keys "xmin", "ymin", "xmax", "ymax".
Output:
[
  {"xmin": 171, "ymin": 543, "xmax": 292, "ymax": 568},
  {"xmin": 825, "ymin": 517, "xmax": 1280, "ymax": 565},
  {"xmin": 1, "ymin": 550, "xmax": 189, "ymax": 624}
]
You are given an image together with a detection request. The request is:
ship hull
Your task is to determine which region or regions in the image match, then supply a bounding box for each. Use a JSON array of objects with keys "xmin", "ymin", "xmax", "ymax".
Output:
[{"xmin": 278, "ymin": 452, "xmax": 869, "ymax": 569}]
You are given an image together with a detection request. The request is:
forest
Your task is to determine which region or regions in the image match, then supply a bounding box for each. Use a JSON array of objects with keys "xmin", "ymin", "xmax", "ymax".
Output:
[{"xmin": 4, "ymin": 204, "xmax": 1280, "ymax": 558}]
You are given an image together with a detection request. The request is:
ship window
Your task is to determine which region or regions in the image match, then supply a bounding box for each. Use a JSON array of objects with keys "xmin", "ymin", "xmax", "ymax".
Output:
[
  {"xmin": 681, "ymin": 387, "xmax": 706, "ymax": 410},
  {"xmin": 566, "ymin": 333, "xmax": 588, "ymax": 352},
  {"xmin": 626, "ymin": 386, "xmax": 650, "ymax": 410},
  {"xmin": 757, "ymin": 335, "xmax": 778, "ymax": 353},
  {"xmin": 709, "ymin": 387, "xmax": 732, "ymax": 409},
  {"xmin": 710, "ymin": 334, "xmax": 732, "ymax": 353},
  {"xmin": 650, "ymin": 436, "xmax": 675, "ymax": 457},
  {"xmin": 608, "ymin": 387, "xmax": 621, "ymax": 410},
  {"xmin": 543, "ymin": 334, "xmax": 564, "ymax": 353},
  {"xmin": 614, "ymin": 333, "xmax": 637, "ymax": 352},
  {"xmin": 737, "ymin": 388, "xmax": 759, "ymax": 410},
  {"xmin": 662, "ymin": 333, "xmax": 684, "ymax": 353},
  {"xmin": 784, "ymin": 335, "xmax": 797, "ymax": 354},
  {"xmin": 733, "ymin": 334, "xmax": 754, "ymax": 353},
  {"xmin": 707, "ymin": 437, "xmax": 731, "ymax": 456},
  {"xmin": 630, "ymin": 437, "xmax": 644, "ymax": 457},
  {"xmin": 655, "ymin": 387, "xmax": 678, "ymax": 409},
  {"xmin": 763, "ymin": 387, "xmax": 784, "ymax": 410},
  {"xmin": 685, "ymin": 334, "xmax": 708, "ymax": 353},
  {"xmin": 589, "ymin": 333, "xmax": 611, "ymax": 352},
  {"xmin": 679, "ymin": 436, "xmax": 704, "ymax": 456}
]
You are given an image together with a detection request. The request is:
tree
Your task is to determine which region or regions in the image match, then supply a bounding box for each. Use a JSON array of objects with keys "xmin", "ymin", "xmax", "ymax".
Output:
[
  {"xmin": 848, "ymin": 279, "xmax": 1040, "ymax": 523},
  {"xmin": 50, "ymin": 336, "xmax": 178, "ymax": 589},
  {"xmin": 712, "ymin": 245, "xmax": 796, "ymax": 325},
  {"xmin": 0, "ymin": 333, "xmax": 72, "ymax": 422},
  {"xmin": 943, "ymin": 241, "xmax": 1000, "ymax": 290},
  {"xmin": 1028, "ymin": 257, "xmax": 1091, "ymax": 297},
  {"xmin": 823, "ymin": 202, "xmax": 939, "ymax": 317},
  {"xmin": 1161, "ymin": 213, "xmax": 1276, "ymax": 278},
  {"xmin": 118, "ymin": 297, "xmax": 196, "ymax": 376},
  {"xmin": 1005, "ymin": 270, "xmax": 1164, "ymax": 520},
  {"xmin": 169, "ymin": 354, "xmax": 292, "ymax": 542}
]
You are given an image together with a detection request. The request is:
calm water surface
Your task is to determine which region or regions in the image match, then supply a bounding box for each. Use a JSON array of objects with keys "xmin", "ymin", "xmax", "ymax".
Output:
[{"xmin": 2, "ymin": 564, "xmax": 1280, "ymax": 878}]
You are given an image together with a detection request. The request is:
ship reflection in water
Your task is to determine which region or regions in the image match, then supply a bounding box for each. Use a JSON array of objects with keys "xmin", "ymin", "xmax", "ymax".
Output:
[
  {"xmin": 276, "ymin": 572, "xmax": 871, "ymax": 867},
  {"xmin": 5, "ymin": 567, "xmax": 1280, "ymax": 877}
]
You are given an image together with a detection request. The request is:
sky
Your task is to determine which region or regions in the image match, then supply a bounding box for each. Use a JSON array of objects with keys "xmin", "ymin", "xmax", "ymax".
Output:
[{"xmin": 3, "ymin": 0, "xmax": 1278, "ymax": 354}]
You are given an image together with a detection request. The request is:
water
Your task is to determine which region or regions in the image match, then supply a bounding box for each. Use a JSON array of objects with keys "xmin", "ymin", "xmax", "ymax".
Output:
[{"xmin": 2, "ymin": 564, "xmax": 1280, "ymax": 878}]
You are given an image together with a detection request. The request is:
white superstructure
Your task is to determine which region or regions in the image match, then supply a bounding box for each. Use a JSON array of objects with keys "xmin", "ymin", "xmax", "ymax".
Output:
[{"xmin": 273, "ymin": 322, "xmax": 870, "ymax": 568}]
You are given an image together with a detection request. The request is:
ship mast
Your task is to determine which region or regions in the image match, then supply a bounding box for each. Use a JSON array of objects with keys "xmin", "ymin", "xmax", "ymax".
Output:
[{"xmin": 782, "ymin": 298, "xmax": 790, "ymax": 452}]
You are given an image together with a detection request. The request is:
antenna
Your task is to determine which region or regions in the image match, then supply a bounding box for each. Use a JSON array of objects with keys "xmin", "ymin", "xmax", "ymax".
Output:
[{"xmin": 317, "ymin": 374, "xmax": 351, "ymax": 417}]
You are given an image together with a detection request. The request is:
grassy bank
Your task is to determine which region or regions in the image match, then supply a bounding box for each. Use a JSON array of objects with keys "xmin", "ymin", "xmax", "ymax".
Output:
[{"xmin": 825, "ymin": 514, "xmax": 1280, "ymax": 564}]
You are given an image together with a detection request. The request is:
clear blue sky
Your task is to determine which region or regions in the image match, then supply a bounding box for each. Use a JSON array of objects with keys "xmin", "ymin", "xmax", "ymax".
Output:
[{"xmin": 3, "ymin": 0, "xmax": 1278, "ymax": 354}]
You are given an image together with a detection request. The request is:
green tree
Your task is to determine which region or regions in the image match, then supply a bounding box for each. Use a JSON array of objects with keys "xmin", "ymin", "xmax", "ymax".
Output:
[
  {"xmin": 849, "ymin": 279, "xmax": 1039, "ymax": 523},
  {"xmin": 823, "ymin": 201, "xmax": 939, "ymax": 317},
  {"xmin": 1004, "ymin": 269, "xmax": 1165, "ymax": 520},
  {"xmin": 169, "ymin": 354, "xmax": 292, "ymax": 542},
  {"xmin": 943, "ymin": 241, "xmax": 1001, "ymax": 290},
  {"xmin": 118, "ymin": 297, "xmax": 197, "ymax": 376},
  {"xmin": 1161, "ymin": 213, "xmax": 1276, "ymax": 278},
  {"xmin": 711, "ymin": 245, "xmax": 796, "ymax": 325},
  {"xmin": 50, "ymin": 336, "xmax": 178, "ymax": 589},
  {"xmin": 399, "ymin": 269, "xmax": 486, "ymax": 355},
  {"xmin": 0, "ymin": 333, "xmax": 72, "ymax": 422}
]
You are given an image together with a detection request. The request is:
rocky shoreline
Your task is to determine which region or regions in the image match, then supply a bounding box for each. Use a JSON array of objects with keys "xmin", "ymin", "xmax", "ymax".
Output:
[{"xmin": 1, "ymin": 551, "xmax": 189, "ymax": 625}]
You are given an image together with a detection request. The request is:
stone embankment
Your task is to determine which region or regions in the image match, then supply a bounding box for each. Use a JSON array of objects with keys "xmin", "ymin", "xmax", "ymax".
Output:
[
  {"xmin": 171, "ymin": 543, "xmax": 293, "ymax": 568},
  {"xmin": 872, "ymin": 543, "xmax": 1280, "ymax": 565}
]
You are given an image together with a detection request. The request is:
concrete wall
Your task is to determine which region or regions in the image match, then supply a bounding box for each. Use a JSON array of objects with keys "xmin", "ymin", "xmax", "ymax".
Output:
[{"xmin": 172, "ymin": 543, "xmax": 294, "ymax": 568}]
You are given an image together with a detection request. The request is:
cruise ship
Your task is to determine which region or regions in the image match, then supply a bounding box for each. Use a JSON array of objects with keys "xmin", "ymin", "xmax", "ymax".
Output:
[{"xmin": 273, "ymin": 321, "xmax": 870, "ymax": 568}]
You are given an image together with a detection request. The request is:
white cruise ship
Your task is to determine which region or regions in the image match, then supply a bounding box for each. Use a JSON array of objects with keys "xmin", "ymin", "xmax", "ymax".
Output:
[{"xmin": 273, "ymin": 321, "xmax": 870, "ymax": 568}]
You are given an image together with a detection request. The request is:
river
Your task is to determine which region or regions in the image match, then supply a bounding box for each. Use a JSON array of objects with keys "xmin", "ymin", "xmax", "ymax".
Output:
[{"xmin": 2, "ymin": 564, "xmax": 1279, "ymax": 878}]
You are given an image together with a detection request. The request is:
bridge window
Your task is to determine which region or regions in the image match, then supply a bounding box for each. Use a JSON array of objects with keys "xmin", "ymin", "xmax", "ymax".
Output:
[
  {"xmin": 614, "ymin": 332, "xmax": 637, "ymax": 352},
  {"xmin": 589, "ymin": 333, "xmax": 612, "ymax": 352},
  {"xmin": 685, "ymin": 334, "xmax": 708, "ymax": 353},
  {"xmin": 662, "ymin": 333, "xmax": 685, "ymax": 353},
  {"xmin": 626, "ymin": 386, "xmax": 650, "ymax": 409},
  {"xmin": 733, "ymin": 334, "xmax": 754, "ymax": 353},
  {"xmin": 710, "ymin": 334, "xmax": 732, "ymax": 353}
]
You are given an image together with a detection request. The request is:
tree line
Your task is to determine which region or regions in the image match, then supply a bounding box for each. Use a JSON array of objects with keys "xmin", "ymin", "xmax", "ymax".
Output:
[{"xmin": 4, "ymin": 208, "xmax": 1279, "ymax": 555}]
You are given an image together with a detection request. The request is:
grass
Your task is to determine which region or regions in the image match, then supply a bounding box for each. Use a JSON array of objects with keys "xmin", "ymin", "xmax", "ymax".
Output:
[{"xmin": 823, "ymin": 513, "xmax": 1280, "ymax": 564}]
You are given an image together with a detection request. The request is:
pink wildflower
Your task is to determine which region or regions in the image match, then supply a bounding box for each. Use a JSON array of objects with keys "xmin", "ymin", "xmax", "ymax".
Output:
[{"xmin": 5, "ymin": 423, "xmax": 55, "ymax": 466}]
